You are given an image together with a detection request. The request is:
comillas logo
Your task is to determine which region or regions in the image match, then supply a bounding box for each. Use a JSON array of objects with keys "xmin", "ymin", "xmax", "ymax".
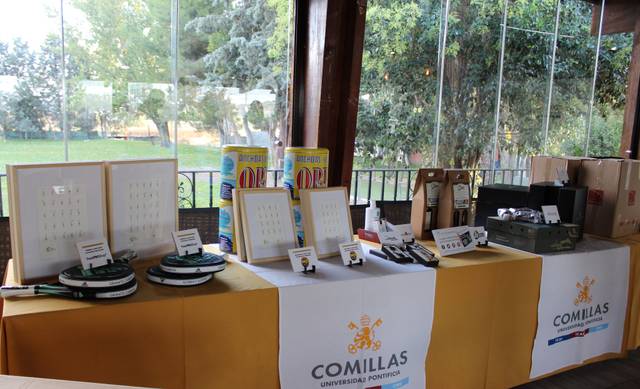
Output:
[
  {"xmin": 549, "ymin": 275, "xmax": 610, "ymax": 346},
  {"xmin": 311, "ymin": 314, "xmax": 408, "ymax": 387},
  {"xmin": 574, "ymin": 276, "xmax": 595, "ymax": 306},
  {"xmin": 348, "ymin": 315, "xmax": 382, "ymax": 354}
]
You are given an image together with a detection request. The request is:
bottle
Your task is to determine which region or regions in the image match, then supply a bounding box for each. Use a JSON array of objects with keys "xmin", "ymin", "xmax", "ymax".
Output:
[{"xmin": 365, "ymin": 201, "xmax": 381, "ymax": 232}]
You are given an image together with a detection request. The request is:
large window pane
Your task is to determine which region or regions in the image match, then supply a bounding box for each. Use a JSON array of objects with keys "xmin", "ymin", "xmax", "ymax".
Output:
[
  {"xmin": 64, "ymin": 0, "xmax": 175, "ymax": 161},
  {"xmin": 178, "ymin": 0, "xmax": 293, "ymax": 207},
  {"xmin": 355, "ymin": 0, "xmax": 441, "ymax": 201},
  {"xmin": 437, "ymin": 0, "xmax": 501, "ymax": 170},
  {"xmin": 589, "ymin": 30, "xmax": 632, "ymax": 157},
  {"xmin": 546, "ymin": 0, "xmax": 598, "ymax": 157},
  {"xmin": 495, "ymin": 0, "xmax": 557, "ymax": 183},
  {"xmin": 0, "ymin": 1, "xmax": 65, "ymax": 169}
]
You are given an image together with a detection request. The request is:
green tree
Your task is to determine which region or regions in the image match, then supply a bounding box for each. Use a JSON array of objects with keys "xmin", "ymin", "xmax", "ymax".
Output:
[
  {"xmin": 356, "ymin": 0, "xmax": 631, "ymax": 169},
  {"xmin": 185, "ymin": 0, "xmax": 290, "ymax": 146},
  {"xmin": 68, "ymin": 0, "xmax": 173, "ymax": 146}
]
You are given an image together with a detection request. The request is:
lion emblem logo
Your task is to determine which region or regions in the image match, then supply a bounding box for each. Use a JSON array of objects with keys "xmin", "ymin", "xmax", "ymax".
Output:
[
  {"xmin": 347, "ymin": 314, "xmax": 382, "ymax": 354},
  {"xmin": 574, "ymin": 276, "xmax": 595, "ymax": 306}
]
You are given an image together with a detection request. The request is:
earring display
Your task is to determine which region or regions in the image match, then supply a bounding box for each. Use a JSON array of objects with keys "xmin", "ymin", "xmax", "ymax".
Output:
[
  {"xmin": 106, "ymin": 159, "xmax": 178, "ymax": 258},
  {"xmin": 7, "ymin": 162, "xmax": 108, "ymax": 283},
  {"xmin": 234, "ymin": 188, "xmax": 298, "ymax": 263},
  {"xmin": 300, "ymin": 187, "xmax": 354, "ymax": 258}
]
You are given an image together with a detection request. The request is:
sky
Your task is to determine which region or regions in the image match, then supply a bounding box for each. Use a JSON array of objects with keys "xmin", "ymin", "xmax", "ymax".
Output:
[{"xmin": 0, "ymin": 0, "xmax": 87, "ymax": 50}]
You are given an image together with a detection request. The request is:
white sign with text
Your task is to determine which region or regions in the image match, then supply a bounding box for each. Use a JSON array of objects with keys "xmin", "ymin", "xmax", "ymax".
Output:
[{"xmin": 530, "ymin": 240, "xmax": 630, "ymax": 378}]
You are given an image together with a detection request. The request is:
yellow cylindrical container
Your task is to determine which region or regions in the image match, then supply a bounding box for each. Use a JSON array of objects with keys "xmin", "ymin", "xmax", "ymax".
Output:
[
  {"xmin": 283, "ymin": 147, "xmax": 329, "ymax": 199},
  {"xmin": 218, "ymin": 199, "xmax": 235, "ymax": 253},
  {"xmin": 220, "ymin": 145, "xmax": 268, "ymax": 200}
]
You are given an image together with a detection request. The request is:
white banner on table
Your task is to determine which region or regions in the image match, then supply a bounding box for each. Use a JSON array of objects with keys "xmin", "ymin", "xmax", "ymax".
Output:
[
  {"xmin": 530, "ymin": 241, "xmax": 630, "ymax": 378},
  {"xmin": 279, "ymin": 271, "xmax": 435, "ymax": 389}
]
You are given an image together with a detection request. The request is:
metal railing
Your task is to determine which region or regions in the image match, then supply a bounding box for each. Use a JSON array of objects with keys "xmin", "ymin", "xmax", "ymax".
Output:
[{"xmin": 0, "ymin": 168, "xmax": 529, "ymax": 216}]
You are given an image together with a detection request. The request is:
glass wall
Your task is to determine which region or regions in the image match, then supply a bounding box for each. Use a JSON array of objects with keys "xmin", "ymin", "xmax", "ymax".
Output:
[
  {"xmin": 354, "ymin": 0, "xmax": 442, "ymax": 201},
  {"xmin": 0, "ymin": 0, "xmax": 294, "ymax": 210},
  {"xmin": 355, "ymin": 0, "xmax": 634, "ymax": 187}
]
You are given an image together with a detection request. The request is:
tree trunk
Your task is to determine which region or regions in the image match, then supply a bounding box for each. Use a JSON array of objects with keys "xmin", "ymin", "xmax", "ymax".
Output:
[
  {"xmin": 240, "ymin": 104, "xmax": 254, "ymax": 145},
  {"xmin": 154, "ymin": 119, "xmax": 171, "ymax": 147}
]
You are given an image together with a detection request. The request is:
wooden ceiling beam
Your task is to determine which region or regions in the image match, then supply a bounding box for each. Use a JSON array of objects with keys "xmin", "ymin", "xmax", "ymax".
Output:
[{"xmin": 591, "ymin": 0, "xmax": 639, "ymax": 35}]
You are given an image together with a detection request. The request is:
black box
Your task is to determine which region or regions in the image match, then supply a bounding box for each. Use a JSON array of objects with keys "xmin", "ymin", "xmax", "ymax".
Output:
[
  {"xmin": 486, "ymin": 216, "xmax": 578, "ymax": 253},
  {"xmin": 474, "ymin": 184, "xmax": 530, "ymax": 227},
  {"xmin": 528, "ymin": 182, "xmax": 587, "ymax": 239}
]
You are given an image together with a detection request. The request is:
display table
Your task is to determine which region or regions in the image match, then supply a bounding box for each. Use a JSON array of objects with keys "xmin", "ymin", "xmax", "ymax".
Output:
[
  {"xmin": 1, "ymin": 238, "xmax": 638, "ymax": 389},
  {"xmin": 417, "ymin": 241, "xmax": 542, "ymax": 389},
  {"xmin": 0, "ymin": 256, "xmax": 280, "ymax": 389},
  {"xmin": 613, "ymin": 233, "xmax": 640, "ymax": 350}
]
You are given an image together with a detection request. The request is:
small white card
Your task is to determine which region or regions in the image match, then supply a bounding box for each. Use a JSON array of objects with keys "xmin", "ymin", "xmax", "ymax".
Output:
[
  {"xmin": 426, "ymin": 182, "xmax": 441, "ymax": 207},
  {"xmin": 541, "ymin": 205, "xmax": 561, "ymax": 224},
  {"xmin": 453, "ymin": 183, "xmax": 470, "ymax": 209},
  {"xmin": 469, "ymin": 226, "xmax": 487, "ymax": 245},
  {"xmin": 388, "ymin": 223, "xmax": 415, "ymax": 243},
  {"xmin": 556, "ymin": 168, "xmax": 570, "ymax": 183},
  {"xmin": 77, "ymin": 238, "xmax": 113, "ymax": 270},
  {"xmin": 288, "ymin": 246, "xmax": 320, "ymax": 273},
  {"xmin": 172, "ymin": 229, "xmax": 203, "ymax": 256},
  {"xmin": 339, "ymin": 242, "xmax": 366, "ymax": 266},
  {"xmin": 432, "ymin": 226, "xmax": 477, "ymax": 256},
  {"xmin": 378, "ymin": 230, "xmax": 404, "ymax": 246}
]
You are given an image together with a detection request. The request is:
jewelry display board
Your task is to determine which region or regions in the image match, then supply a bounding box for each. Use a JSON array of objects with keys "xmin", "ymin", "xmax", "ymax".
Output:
[
  {"xmin": 7, "ymin": 162, "xmax": 108, "ymax": 283},
  {"xmin": 300, "ymin": 187, "xmax": 354, "ymax": 258},
  {"xmin": 106, "ymin": 159, "xmax": 178, "ymax": 258},
  {"xmin": 235, "ymin": 188, "xmax": 298, "ymax": 263}
]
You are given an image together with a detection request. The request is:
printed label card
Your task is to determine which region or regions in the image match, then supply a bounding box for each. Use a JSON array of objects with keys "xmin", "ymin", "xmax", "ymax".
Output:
[
  {"xmin": 172, "ymin": 229, "xmax": 203, "ymax": 256},
  {"xmin": 339, "ymin": 242, "xmax": 366, "ymax": 266},
  {"xmin": 542, "ymin": 205, "xmax": 561, "ymax": 224},
  {"xmin": 288, "ymin": 246, "xmax": 320, "ymax": 273},
  {"xmin": 432, "ymin": 226, "xmax": 477, "ymax": 256},
  {"xmin": 77, "ymin": 238, "xmax": 113, "ymax": 270}
]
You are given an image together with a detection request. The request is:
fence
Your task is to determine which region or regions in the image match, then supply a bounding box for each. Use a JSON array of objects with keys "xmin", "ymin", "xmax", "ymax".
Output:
[{"xmin": 0, "ymin": 168, "xmax": 529, "ymax": 217}]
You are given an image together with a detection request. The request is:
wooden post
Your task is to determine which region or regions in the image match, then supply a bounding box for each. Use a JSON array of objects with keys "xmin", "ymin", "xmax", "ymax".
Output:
[
  {"xmin": 294, "ymin": 0, "xmax": 368, "ymax": 188},
  {"xmin": 621, "ymin": 16, "xmax": 640, "ymax": 157}
]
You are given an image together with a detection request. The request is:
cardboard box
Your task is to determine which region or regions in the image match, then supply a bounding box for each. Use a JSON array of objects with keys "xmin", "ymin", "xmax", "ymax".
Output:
[
  {"xmin": 438, "ymin": 170, "xmax": 471, "ymax": 229},
  {"xmin": 474, "ymin": 184, "xmax": 529, "ymax": 228},
  {"xmin": 577, "ymin": 159, "xmax": 640, "ymax": 238},
  {"xmin": 487, "ymin": 217, "xmax": 578, "ymax": 253},
  {"xmin": 530, "ymin": 156, "xmax": 590, "ymax": 184},
  {"xmin": 410, "ymin": 168, "xmax": 445, "ymax": 239}
]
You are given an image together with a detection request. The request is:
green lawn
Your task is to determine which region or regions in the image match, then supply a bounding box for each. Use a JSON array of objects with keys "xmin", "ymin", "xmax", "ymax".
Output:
[
  {"xmin": 0, "ymin": 138, "xmax": 224, "ymax": 216},
  {"xmin": 0, "ymin": 138, "xmax": 222, "ymax": 172}
]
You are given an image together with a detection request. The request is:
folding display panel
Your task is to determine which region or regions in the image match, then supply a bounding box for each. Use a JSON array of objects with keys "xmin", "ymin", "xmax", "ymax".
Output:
[
  {"xmin": 106, "ymin": 159, "xmax": 178, "ymax": 259},
  {"xmin": 234, "ymin": 188, "xmax": 298, "ymax": 263},
  {"xmin": 300, "ymin": 187, "xmax": 354, "ymax": 258},
  {"xmin": 7, "ymin": 162, "xmax": 108, "ymax": 283}
]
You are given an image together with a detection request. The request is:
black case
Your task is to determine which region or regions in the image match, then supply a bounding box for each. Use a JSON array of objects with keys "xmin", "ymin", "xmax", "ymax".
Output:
[
  {"xmin": 474, "ymin": 184, "xmax": 530, "ymax": 228},
  {"xmin": 487, "ymin": 217, "xmax": 579, "ymax": 253},
  {"xmin": 528, "ymin": 182, "xmax": 587, "ymax": 239}
]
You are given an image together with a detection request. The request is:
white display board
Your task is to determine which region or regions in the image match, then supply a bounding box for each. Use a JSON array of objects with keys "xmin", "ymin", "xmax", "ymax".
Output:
[
  {"xmin": 106, "ymin": 159, "xmax": 178, "ymax": 258},
  {"xmin": 7, "ymin": 162, "xmax": 107, "ymax": 283},
  {"xmin": 300, "ymin": 187, "xmax": 354, "ymax": 258},
  {"xmin": 237, "ymin": 188, "xmax": 298, "ymax": 263}
]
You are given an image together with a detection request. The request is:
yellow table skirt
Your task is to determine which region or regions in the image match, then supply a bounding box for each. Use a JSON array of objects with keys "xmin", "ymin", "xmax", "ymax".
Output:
[
  {"xmin": 0, "ymin": 254, "xmax": 280, "ymax": 389},
  {"xmin": 1, "ymin": 239, "xmax": 637, "ymax": 389},
  {"xmin": 612, "ymin": 233, "xmax": 640, "ymax": 351}
]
